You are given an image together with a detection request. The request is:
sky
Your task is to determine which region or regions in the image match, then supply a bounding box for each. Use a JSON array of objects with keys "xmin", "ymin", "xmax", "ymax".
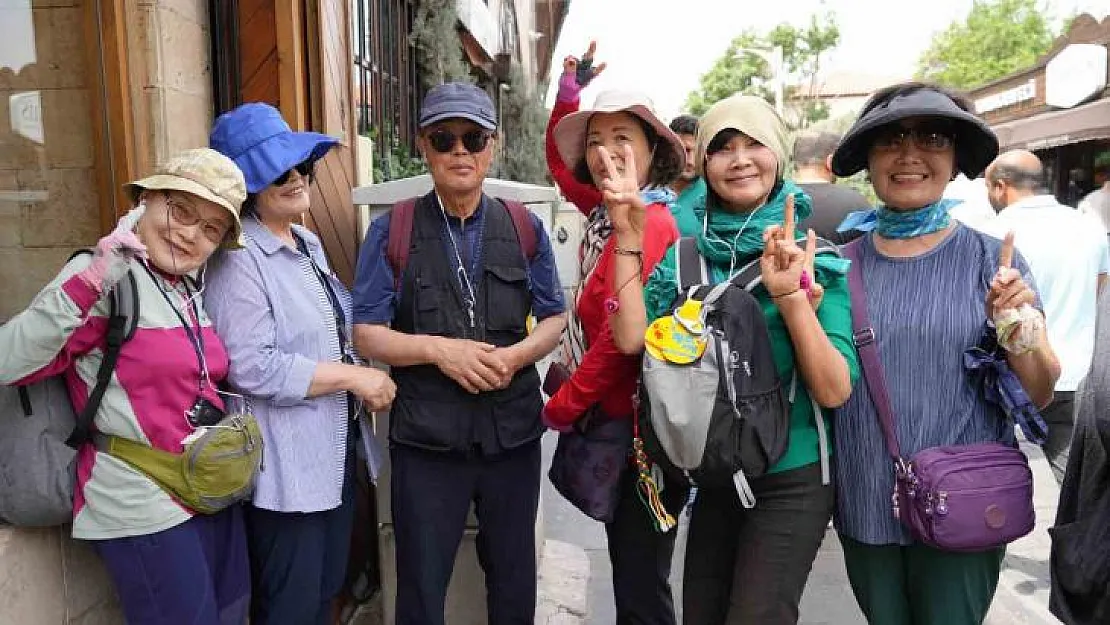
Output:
[{"xmin": 545, "ymin": 0, "xmax": 1110, "ymax": 121}]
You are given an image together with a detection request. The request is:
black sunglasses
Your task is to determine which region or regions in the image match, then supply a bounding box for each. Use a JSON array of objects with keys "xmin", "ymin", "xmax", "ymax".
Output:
[
  {"xmin": 427, "ymin": 129, "xmax": 492, "ymax": 154},
  {"xmin": 273, "ymin": 159, "xmax": 316, "ymax": 187}
]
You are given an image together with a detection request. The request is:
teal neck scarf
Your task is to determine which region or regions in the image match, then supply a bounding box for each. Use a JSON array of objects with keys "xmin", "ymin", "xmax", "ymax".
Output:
[
  {"xmin": 838, "ymin": 198, "xmax": 961, "ymax": 239},
  {"xmin": 693, "ymin": 180, "xmax": 849, "ymax": 279}
]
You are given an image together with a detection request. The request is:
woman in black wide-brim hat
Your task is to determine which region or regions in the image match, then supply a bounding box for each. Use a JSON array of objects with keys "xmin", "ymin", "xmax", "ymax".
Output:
[{"xmin": 829, "ymin": 82, "xmax": 1060, "ymax": 625}]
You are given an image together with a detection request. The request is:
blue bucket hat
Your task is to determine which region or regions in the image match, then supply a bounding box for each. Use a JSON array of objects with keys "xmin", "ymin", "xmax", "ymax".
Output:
[
  {"xmin": 209, "ymin": 102, "xmax": 340, "ymax": 194},
  {"xmin": 419, "ymin": 83, "xmax": 497, "ymax": 130}
]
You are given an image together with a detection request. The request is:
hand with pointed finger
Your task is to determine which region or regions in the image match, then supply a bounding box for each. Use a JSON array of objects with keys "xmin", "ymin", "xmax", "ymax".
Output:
[
  {"xmin": 986, "ymin": 232, "xmax": 1036, "ymax": 319},
  {"xmin": 557, "ymin": 41, "xmax": 607, "ymax": 102},
  {"xmin": 598, "ymin": 144, "xmax": 645, "ymax": 236},
  {"xmin": 77, "ymin": 204, "xmax": 149, "ymax": 294},
  {"xmin": 760, "ymin": 223, "xmax": 807, "ymax": 304}
]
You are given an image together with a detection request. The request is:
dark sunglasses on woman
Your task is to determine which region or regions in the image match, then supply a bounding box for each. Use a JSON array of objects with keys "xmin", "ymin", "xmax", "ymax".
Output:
[
  {"xmin": 273, "ymin": 159, "xmax": 316, "ymax": 186},
  {"xmin": 427, "ymin": 129, "xmax": 492, "ymax": 154}
]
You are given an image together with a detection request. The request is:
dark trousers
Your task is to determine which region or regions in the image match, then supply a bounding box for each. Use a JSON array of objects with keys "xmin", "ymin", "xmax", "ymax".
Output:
[
  {"xmin": 93, "ymin": 505, "xmax": 250, "ymax": 625},
  {"xmin": 1041, "ymin": 391, "xmax": 1075, "ymax": 484},
  {"xmin": 841, "ymin": 536, "xmax": 1004, "ymax": 625},
  {"xmin": 604, "ymin": 466, "xmax": 687, "ymax": 625},
  {"xmin": 391, "ymin": 441, "xmax": 542, "ymax": 625},
  {"xmin": 683, "ymin": 463, "xmax": 834, "ymax": 625},
  {"xmin": 245, "ymin": 460, "xmax": 357, "ymax": 625}
]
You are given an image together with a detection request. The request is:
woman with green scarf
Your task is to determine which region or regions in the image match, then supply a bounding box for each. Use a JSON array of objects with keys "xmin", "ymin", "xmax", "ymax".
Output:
[{"xmin": 606, "ymin": 94, "xmax": 859, "ymax": 624}]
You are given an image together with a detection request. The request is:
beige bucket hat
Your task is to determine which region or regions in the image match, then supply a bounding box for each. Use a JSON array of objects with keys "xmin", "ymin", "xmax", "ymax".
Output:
[
  {"xmin": 553, "ymin": 90, "xmax": 686, "ymax": 175},
  {"xmin": 125, "ymin": 148, "xmax": 248, "ymax": 249},
  {"xmin": 695, "ymin": 94, "xmax": 789, "ymax": 178}
]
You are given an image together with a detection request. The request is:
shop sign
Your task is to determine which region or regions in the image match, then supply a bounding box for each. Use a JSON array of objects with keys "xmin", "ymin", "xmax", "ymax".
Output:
[
  {"xmin": 9, "ymin": 90, "xmax": 43, "ymax": 145},
  {"xmin": 1045, "ymin": 43, "xmax": 1108, "ymax": 109},
  {"xmin": 975, "ymin": 79, "xmax": 1036, "ymax": 113}
]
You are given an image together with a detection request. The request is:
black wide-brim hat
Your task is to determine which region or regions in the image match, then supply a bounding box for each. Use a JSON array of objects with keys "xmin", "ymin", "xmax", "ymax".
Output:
[{"xmin": 831, "ymin": 88, "xmax": 999, "ymax": 178}]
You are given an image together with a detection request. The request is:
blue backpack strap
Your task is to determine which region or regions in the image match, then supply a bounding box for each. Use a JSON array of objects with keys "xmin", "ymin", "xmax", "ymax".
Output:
[{"xmin": 64, "ymin": 250, "xmax": 139, "ymax": 448}]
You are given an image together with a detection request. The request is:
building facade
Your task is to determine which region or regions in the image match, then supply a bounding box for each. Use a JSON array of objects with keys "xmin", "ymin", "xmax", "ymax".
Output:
[{"xmin": 967, "ymin": 13, "xmax": 1110, "ymax": 205}]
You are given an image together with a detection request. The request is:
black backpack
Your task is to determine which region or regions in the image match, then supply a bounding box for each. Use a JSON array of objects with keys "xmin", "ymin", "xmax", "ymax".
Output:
[{"xmin": 639, "ymin": 236, "xmax": 837, "ymax": 504}]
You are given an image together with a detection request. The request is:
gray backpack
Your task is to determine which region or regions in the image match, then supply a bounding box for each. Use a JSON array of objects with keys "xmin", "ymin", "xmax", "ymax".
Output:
[{"xmin": 0, "ymin": 252, "xmax": 138, "ymax": 526}]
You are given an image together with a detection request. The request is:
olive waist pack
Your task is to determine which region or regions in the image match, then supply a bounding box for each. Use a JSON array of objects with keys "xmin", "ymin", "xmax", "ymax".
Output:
[{"xmin": 95, "ymin": 412, "xmax": 262, "ymax": 514}]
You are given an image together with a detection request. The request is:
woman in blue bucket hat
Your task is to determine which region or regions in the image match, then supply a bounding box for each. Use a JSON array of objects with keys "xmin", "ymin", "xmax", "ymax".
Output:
[{"xmin": 205, "ymin": 103, "xmax": 397, "ymax": 624}]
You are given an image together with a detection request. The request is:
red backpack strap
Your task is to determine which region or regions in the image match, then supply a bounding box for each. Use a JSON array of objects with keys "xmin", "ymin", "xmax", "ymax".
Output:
[
  {"xmin": 386, "ymin": 197, "xmax": 419, "ymax": 291},
  {"xmin": 499, "ymin": 199, "xmax": 538, "ymax": 261}
]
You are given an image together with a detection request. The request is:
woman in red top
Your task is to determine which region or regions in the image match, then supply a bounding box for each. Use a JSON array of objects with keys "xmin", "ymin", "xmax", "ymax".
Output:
[{"xmin": 544, "ymin": 51, "xmax": 687, "ymax": 624}]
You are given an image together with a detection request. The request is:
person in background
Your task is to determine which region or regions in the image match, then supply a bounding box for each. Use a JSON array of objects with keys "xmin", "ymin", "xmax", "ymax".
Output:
[
  {"xmin": 829, "ymin": 82, "xmax": 1060, "ymax": 625},
  {"xmin": 607, "ymin": 93, "xmax": 859, "ymax": 625},
  {"xmin": 984, "ymin": 149, "xmax": 1109, "ymax": 483},
  {"xmin": 668, "ymin": 114, "xmax": 707, "ymax": 236},
  {"xmin": 352, "ymin": 82, "xmax": 566, "ymax": 625},
  {"xmin": 792, "ymin": 129, "xmax": 869, "ymax": 244},
  {"xmin": 1079, "ymin": 162, "xmax": 1110, "ymax": 234},
  {"xmin": 0, "ymin": 149, "xmax": 252, "ymax": 624},
  {"xmin": 205, "ymin": 102, "xmax": 396, "ymax": 625}
]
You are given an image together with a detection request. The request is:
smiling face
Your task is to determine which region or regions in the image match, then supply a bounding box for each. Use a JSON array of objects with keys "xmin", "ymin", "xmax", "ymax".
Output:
[
  {"xmin": 418, "ymin": 119, "xmax": 496, "ymax": 196},
  {"xmin": 255, "ymin": 165, "xmax": 312, "ymax": 222},
  {"xmin": 583, "ymin": 111, "xmax": 653, "ymax": 189},
  {"xmin": 703, "ymin": 130, "xmax": 778, "ymax": 212},
  {"xmin": 135, "ymin": 190, "xmax": 231, "ymax": 275},
  {"xmin": 867, "ymin": 116, "xmax": 957, "ymax": 210}
]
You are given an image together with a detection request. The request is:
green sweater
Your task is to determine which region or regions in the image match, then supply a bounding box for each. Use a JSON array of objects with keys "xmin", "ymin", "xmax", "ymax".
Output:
[{"xmin": 644, "ymin": 245, "xmax": 860, "ymax": 474}]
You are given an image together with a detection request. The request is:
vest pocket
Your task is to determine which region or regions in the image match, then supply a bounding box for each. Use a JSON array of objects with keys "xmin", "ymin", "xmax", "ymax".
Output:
[
  {"xmin": 413, "ymin": 281, "xmax": 449, "ymax": 335},
  {"xmin": 484, "ymin": 264, "xmax": 529, "ymax": 332}
]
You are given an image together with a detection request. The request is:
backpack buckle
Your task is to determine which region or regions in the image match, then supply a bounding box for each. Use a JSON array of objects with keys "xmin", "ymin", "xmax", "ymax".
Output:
[{"xmin": 853, "ymin": 328, "xmax": 876, "ymax": 347}]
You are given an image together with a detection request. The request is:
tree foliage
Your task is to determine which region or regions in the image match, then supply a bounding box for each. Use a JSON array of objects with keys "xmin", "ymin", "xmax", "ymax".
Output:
[
  {"xmin": 496, "ymin": 67, "xmax": 550, "ymax": 185},
  {"xmin": 916, "ymin": 0, "xmax": 1056, "ymax": 90},
  {"xmin": 412, "ymin": 0, "xmax": 473, "ymax": 87},
  {"xmin": 684, "ymin": 13, "xmax": 840, "ymax": 129}
]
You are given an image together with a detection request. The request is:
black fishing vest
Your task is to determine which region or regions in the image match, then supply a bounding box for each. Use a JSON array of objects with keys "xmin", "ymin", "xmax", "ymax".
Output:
[{"xmin": 389, "ymin": 193, "xmax": 543, "ymax": 456}]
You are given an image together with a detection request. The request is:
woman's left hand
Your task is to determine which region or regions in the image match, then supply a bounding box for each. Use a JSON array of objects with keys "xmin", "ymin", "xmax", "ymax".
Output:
[
  {"xmin": 762, "ymin": 194, "xmax": 822, "ymax": 309},
  {"xmin": 986, "ymin": 232, "xmax": 1036, "ymax": 319}
]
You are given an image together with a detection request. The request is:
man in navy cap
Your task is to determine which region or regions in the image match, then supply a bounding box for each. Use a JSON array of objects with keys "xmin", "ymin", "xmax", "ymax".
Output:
[{"xmin": 352, "ymin": 82, "xmax": 566, "ymax": 625}]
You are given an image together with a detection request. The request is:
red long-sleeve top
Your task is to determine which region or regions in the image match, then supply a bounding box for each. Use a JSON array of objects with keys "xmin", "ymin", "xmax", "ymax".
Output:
[{"xmin": 543, "ymin": 97, "xmax": 680, "ymax": 427}]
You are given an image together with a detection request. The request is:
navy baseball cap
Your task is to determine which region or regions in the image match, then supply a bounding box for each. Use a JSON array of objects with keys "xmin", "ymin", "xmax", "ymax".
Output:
[{"xmin": 419, "ymin": 83, "xmax": 497, "ymax": 130}]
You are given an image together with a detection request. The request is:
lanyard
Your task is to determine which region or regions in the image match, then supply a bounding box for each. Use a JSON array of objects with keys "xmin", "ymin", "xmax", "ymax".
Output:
[
  {"xmin": 294, "ymin": 234, "xmax": 354, "ymax": 361},
  {"xmin": 435, "ymin": 192, "xmax": 478, "ymax": 328},
  {"xmin": 141, "ymin": 262, "xmax": 210, "ymax": 389}
]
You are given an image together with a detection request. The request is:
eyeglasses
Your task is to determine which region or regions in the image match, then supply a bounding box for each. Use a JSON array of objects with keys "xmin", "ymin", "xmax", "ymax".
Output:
[
  {"xmin": 427, "ymin": 129, "xmax": 492, "ymax": 154},
  {"xmin": 164, "ymin": 192, "xmax": 230, "ymax": 244},
  {"xmin": 273, "ymin": 159, "xmax": 316, "ymax": 187},
  {"xmin": 872, "ymin": 126, "xmax": 955, "ymax": 153}
]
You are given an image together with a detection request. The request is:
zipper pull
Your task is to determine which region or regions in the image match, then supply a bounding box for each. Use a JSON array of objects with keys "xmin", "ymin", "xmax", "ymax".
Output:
[{"xmin": 468, "ymin": 307, "xmax": 476, "ymax": 329}]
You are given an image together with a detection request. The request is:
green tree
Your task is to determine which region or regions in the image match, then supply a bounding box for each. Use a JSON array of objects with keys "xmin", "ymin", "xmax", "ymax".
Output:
[
  {"xmin": 684, "ymin": 13, "xmax": 840, "ymax": 128},
  {"xmin": 916, "ymin": 0, "xmax": 1056, "ymax": 90}
]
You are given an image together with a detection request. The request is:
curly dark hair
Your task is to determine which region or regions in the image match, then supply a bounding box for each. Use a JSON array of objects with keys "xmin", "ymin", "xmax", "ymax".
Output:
[
  {"xmin": 669, "ymin": 114, "xmax": 698, "ymax": 136},
  {"xmin": 571, "ymin": 114, "xmax": 683, "ymax": 189}
]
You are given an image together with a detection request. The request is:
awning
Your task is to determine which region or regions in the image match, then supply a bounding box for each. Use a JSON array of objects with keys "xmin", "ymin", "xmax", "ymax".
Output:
[{"xmin": 993, "ymin": 98, "xmax": 1110, "ymax": 151}]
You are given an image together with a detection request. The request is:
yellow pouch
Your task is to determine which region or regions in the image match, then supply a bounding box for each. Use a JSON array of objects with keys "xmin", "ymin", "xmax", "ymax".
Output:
[{"xmin": 645, "ymin": 298, "xmax": 708, "ymax": 365}]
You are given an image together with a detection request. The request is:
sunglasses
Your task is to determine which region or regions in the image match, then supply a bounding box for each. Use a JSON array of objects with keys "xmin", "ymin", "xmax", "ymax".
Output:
[
  {"xmin": 872, "ymin": 125, "xmax": 955, "ymax": 153},
  {"xmin": 427, "ymin": 129, "xmax": 492, "ymax": 154},
  {"xmin": 273, "ymin": 159, "xmax": 316, "ymax": 187}
]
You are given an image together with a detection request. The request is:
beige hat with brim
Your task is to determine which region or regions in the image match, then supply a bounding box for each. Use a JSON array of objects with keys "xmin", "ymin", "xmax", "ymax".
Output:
[
  {"xmin": 125, "ymin": 147, "xmax": 248, "ymax": 249},
  {"xmin": 695, "ymin": 94, "xmax": 788, "ymax": 179},
  {"xmin": 553, "ymin": 90, "xmax": 686, "ymax": 178}
]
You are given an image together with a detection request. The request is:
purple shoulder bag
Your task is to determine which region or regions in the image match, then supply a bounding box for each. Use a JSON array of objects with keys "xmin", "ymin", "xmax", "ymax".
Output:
[{"xmin": 844, "ymin": 241, "xmax": 1035, "ymax": 553}]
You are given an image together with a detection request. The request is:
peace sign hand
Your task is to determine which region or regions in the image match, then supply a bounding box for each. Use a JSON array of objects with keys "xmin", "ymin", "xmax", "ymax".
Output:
[
  {"xmin": 986, "ymin": 231, "xmax": 1035, "ymax": 319},
  {"xmin": 766, "ymin": 194, "xmax": 823, "ymax": 310},
  {"xmin": 599, "ymin": 144, "xmax": 644, "ymax": 235},
  {"xmin": 558, "ymin": 41, "xmax": 607, "ymax": 102}
]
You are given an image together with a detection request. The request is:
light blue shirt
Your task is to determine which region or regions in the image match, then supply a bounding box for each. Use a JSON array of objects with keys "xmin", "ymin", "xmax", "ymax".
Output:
[
  {"xmin": 204, "ymin": 217, "xmax": 351, "ymax": 513},
  {"xmin": 986, "ymin": 195, "xmax": 1110, "ymax": 391}
]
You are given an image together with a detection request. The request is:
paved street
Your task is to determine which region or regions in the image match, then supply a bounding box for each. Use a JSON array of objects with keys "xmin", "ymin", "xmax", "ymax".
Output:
[{"xmin": 539, "ymin": 432, "xmax": 1055, "ymax": 625}]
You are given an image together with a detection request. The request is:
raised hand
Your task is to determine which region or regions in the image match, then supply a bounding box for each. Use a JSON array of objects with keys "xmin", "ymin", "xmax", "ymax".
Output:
[
  {"xmin": 557, "ymin": 41, "xmax": 607, "ymax": 102},
  {"xmin": 986, "ymin": 232, "xmax": 1035, "ymax": 319},
  {"xmin": 78, "ymin": 204, "xmax": 148, "ymax": 293},
  {"xmin": 762, "ymin": 195, "xmax": 822, "ymax": 309},
  {"xmin": 598, "ymin": 143, "xmax": 645, "ymax": 235}
]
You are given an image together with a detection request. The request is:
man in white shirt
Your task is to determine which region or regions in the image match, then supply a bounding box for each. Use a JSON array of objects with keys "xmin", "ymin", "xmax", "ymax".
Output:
[
  {"xmin": 1078, "ymin": 163, "xmax": 1110, "ymax": 234},
  {"xmin": 985, "ymin": 150, "xmax": 1110, "ymax": 482}
]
